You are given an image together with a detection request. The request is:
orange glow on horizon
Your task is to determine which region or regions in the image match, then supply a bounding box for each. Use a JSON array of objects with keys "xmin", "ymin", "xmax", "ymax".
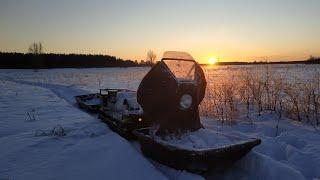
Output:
[{"xmin": 208, "ymin": 57, "xmax": 218, "ymax": 65}]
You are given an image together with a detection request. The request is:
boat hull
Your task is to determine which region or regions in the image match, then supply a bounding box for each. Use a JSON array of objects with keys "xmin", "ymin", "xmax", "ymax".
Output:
[
  {"xmin": 98, "ymin": 112, "xmax": 147, "ymax": 140},
  {"xmin": 134, "ymin": 128, "xmax": 261, "ymax": 173}
]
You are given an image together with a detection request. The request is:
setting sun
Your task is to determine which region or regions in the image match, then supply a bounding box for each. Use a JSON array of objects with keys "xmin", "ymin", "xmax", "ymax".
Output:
[{"xmin": 208, "ymin": 57, "xmax": 218, "ymax": 65}]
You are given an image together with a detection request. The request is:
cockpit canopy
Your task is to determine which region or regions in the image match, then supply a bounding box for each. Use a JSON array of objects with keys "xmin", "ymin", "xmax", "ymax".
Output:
[
  {"xmin": 163, "ymin": 60, "xmax": 195, "ymax": 82},
  {"xmin": 162, "ymin": 51, "xmax": 196, "ymax": 82}
]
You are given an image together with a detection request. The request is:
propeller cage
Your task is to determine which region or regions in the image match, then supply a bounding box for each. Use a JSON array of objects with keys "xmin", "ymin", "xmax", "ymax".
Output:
[{"xmin": 137, "ymin": 52, "xmax": 206, "ymax": 134}]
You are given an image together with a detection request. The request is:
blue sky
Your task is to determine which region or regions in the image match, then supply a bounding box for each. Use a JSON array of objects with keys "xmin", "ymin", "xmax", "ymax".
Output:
[{"xmin": 1, "ymin": 0, "xmax": 319, "ymax": 62}]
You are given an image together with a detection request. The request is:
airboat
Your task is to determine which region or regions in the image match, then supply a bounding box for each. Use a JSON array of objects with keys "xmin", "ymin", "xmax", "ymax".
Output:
[{"xmin": 75, "ymin": 51, "xmax": 261, "ymax": 173}]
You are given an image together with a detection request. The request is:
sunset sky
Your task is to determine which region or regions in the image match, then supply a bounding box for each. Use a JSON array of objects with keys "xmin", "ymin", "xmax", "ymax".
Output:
[{"xmin": 1, "ymin": 0, "xmax": 320, "ymax": 63}]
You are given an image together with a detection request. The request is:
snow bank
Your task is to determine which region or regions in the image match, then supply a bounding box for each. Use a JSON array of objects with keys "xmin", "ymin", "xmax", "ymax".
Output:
[
  {"xmin": 203, "ymin": 111, "xmax": 320, "ymax": 180},
  {"xmin": 0, "ymin": 79, "xmax": 167, "ymax": 180},
  {"xmin": 219, "ymin": 151, "xmax": 306, "ymax": 180}
]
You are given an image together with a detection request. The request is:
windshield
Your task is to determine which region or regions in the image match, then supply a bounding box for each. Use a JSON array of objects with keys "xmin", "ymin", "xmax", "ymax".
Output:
[{"xmin": 163, "ymin": 60, "xmax": 195, "ymax": 82}]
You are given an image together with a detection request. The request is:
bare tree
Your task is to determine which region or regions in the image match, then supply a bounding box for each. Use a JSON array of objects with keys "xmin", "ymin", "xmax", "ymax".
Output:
[
  {"xmin": 28, "ymin": 42, "xmax": 44, "ymax": 54},
  {"xmin": 147, "ymin": 50, "xmax": 157, "ymax": 64}
]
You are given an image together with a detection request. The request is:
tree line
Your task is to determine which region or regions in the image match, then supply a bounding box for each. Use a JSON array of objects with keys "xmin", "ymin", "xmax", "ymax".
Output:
[
  {"xmin": 0, "ymin": 42, "xmax": 158, "ymax": 69},
  {"xmin": 0, "ymin": 52, "xmax": 149, "ymax": 69},
  {"xmin": 214, "ymin": 56, "xmax": 320, "ymax": 66}
]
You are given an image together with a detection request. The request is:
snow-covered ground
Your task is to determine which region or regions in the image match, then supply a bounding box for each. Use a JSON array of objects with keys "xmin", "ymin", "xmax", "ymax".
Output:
[{"xmin": 0, "ymin": 66, "xmax": 319, "ymax": 180}]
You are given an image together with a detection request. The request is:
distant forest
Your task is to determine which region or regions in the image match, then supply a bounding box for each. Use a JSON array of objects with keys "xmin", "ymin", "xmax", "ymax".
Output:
[
  {"xmin": 1, "ymin": 51, "xmax": 319, "ymax": 69},
  {"xmin": 0, "ymin": 52, "xmax": 151, "ymax": 69},
  {"xmin": 213, "ymin": 56, "xmax": 320, "ymax": 66}
]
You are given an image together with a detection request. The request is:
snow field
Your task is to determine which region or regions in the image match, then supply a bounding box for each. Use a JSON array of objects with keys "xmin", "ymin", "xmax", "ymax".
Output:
[{"xmin": 0, "ymin": 66, "xmax": 319, "ymax": 179}]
